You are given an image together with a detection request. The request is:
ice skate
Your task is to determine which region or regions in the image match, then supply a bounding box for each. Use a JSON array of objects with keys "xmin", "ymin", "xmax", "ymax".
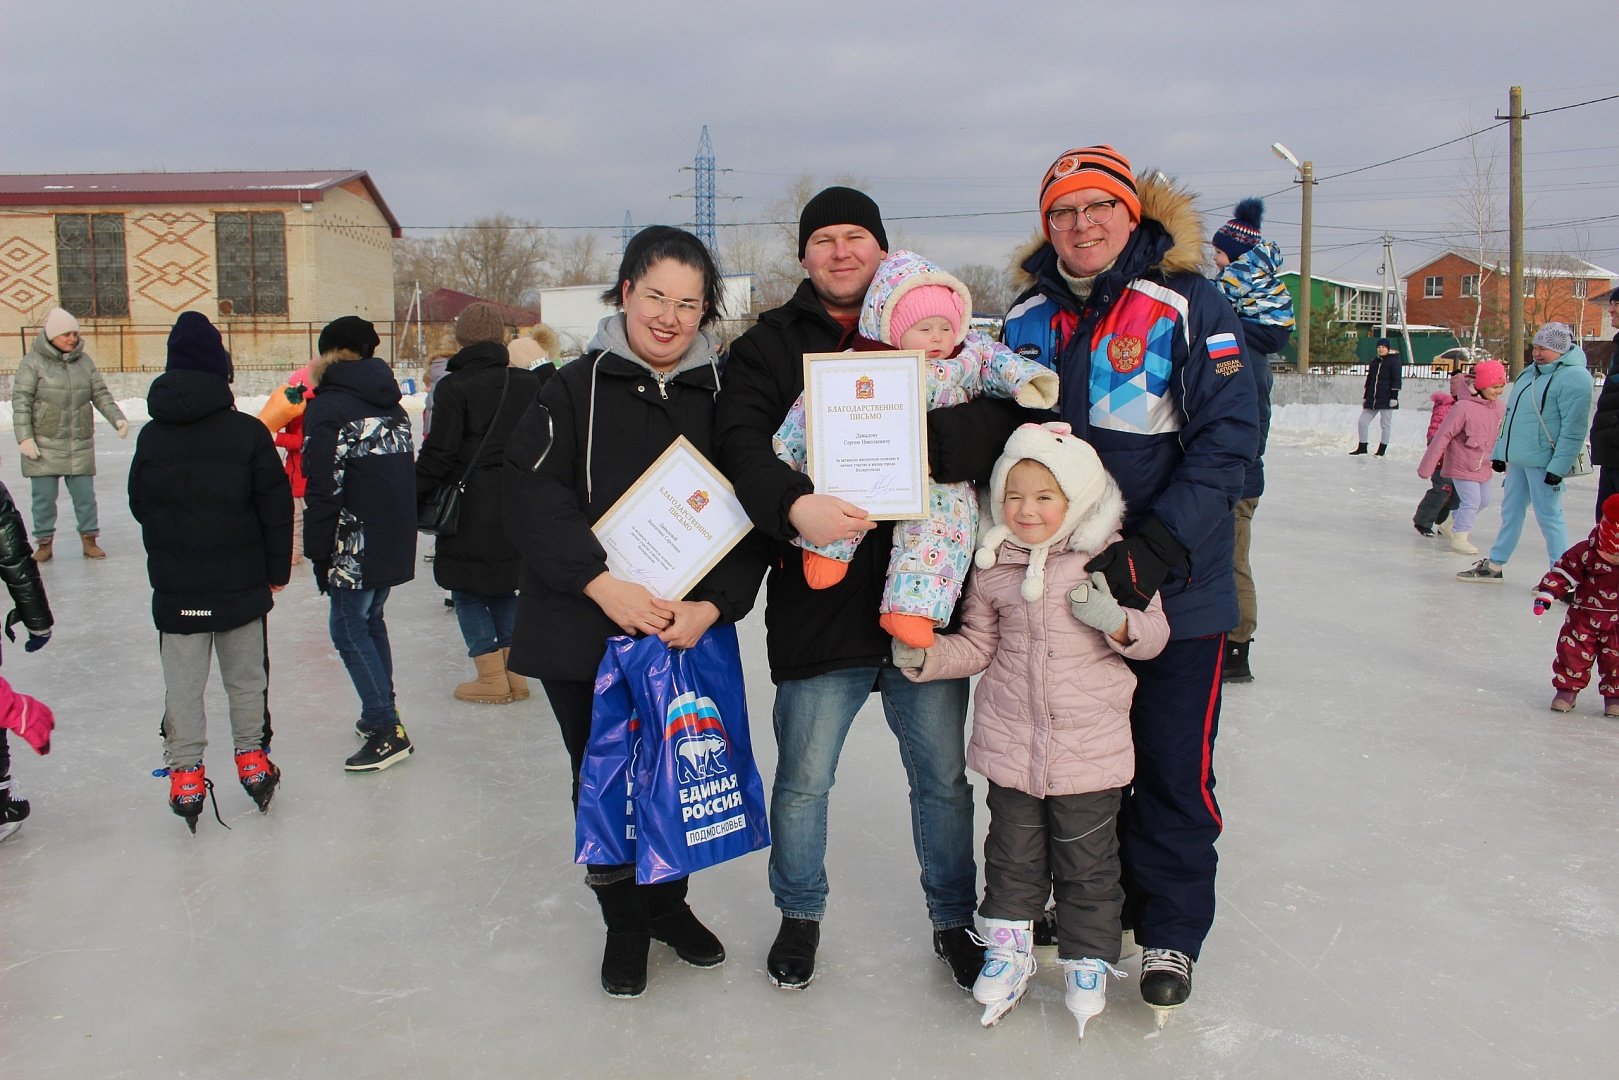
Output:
[
  {"xmin": 235, "ymin": 748, "xmax": 281, "ymax": 812},
  {"xmin": 0, "ymin": 773, "xmax": 29, "ymax": 843},
  {"xmin": 1550, "ymin": 690, "xmax": 1578, "ymax": 713},
  {"xmin": 161, "ymin": 763, "xmax": 227, "ymax": 834},
  {"xmin": 1139, "ymin": 948, "xmax": 1193, "ymax": 1029},
  {"xmin": 1061, "ymin": 957, "xmax": 1125, "ymax": 1038},
  {"xmin": 972, "ymin": 919, "xmax": 1036, "ymax": 1027}
]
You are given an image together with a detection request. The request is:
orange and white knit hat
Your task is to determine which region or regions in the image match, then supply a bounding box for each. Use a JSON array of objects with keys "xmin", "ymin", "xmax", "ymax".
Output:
[{"xmin": 1038, "ymin": 145, "xmax": 1141, "ymax": 236}]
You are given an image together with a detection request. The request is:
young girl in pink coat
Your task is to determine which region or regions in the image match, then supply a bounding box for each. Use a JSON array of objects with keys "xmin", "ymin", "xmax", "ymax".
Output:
[
  {"xmin": 894, "ymin": 421, "xmax": 1168, "ymax": 1036},
  {"xmin": 1418, "ymin": 360, "xmax": 1509, "ymax": 557}
]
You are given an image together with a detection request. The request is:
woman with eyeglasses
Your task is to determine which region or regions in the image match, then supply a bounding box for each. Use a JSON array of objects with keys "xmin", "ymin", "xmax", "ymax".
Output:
[{"xmin": 503, "ymin": 225, "xmax": 762, "ymax": 998}]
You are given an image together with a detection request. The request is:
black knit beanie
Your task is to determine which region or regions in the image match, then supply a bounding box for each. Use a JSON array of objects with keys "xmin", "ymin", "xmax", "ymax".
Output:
[
  {"xmin": 166, "ymin": 311, "xmax": 233, "ymax": 381},
  {"xmin": 317, "ymin": 315, "xmax": 380, "ymax": 358},
  {"xmin": 798, "ymin": 186, "xmax": 888, "ymax": 259}
]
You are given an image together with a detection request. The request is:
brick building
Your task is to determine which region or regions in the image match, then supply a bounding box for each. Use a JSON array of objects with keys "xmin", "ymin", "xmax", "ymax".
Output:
[
  {"xmin": 1403, "ymin": 249, "xmax": 1615, "ymax": 353},
  {"xmin": 0, "ymin": 170, "xmax": 400, "ymax": 372}
]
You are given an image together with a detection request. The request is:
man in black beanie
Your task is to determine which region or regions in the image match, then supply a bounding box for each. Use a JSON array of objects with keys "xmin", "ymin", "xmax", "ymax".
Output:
[
  {"xmin": 715, "ymin": 188, "xmax": 1023, "ymax": 991},
  {"xmin": 129, "ymin": 311, "xmax": 293, "ymax": 830}
]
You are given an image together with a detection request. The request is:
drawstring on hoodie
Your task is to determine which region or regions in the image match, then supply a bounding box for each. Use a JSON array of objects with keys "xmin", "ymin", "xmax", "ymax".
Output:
[{"xmin": 581, "ymin": 345, "xmax": 723, "ymax": 507}]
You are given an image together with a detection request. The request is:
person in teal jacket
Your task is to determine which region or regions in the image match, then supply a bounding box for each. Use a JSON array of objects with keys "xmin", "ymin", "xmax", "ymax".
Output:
[{"xmin": 1457, "ymin": 322, "xmax": 1595, "ymax": 583}]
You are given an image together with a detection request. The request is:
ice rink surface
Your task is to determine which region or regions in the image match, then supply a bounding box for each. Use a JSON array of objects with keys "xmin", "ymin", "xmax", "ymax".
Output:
[{"xmin": 2, "ymin": 419, "xmax": 1616, "ymax": 1079}]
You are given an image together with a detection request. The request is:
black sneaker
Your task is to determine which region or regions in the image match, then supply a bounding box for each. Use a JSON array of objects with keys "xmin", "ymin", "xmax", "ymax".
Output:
[
  {"xmin": 767, "ymin": 916, "xmax": 820, "ymax": 989},
  {"xmin": 345, "ymin": 723, "xmax": 414, "ymax": 772},
  {"xmin": 933, "ymin": 926, "xmax": 984, "ymax": 992}
]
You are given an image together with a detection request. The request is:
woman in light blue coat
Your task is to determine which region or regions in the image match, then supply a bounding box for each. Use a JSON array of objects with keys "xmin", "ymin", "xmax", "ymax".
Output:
[{"xmin": 1457, "ymin": 323, "xmax": 1595, "ymax": 583}]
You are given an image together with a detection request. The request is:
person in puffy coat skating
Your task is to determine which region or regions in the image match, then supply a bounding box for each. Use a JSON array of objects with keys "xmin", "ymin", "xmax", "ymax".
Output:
[
  {"xmin": 1417, "ymin": 361, "xmax": 1507, "ymax": 559},
  {"xmin": 894, "ymin": 421, "xmax": 1168, "ymax": 1037},
  {"xmin": 1534, "ymin": 493, "xmax": 1619, "ymax": 715}
]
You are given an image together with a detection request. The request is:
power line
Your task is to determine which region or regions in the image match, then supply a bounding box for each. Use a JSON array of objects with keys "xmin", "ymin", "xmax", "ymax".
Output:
[{"xmin": 1527, "ymin": 92, "xmax": 1619, "ymax": 117}]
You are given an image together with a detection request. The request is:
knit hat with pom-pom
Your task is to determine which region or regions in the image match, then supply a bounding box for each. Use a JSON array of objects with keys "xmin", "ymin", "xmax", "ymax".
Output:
[
  {"xmin": 975, "ymin": 422, "xmax": 1124, "ymax": 600},
  {"xmin": 1212, "ymin": 198, "xmax": 1266, "ymax": 262}
]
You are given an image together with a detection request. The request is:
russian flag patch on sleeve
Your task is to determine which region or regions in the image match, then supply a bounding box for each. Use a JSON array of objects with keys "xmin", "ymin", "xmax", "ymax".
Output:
[{"xmin": 1206, "ymin": 332, "xmax": 1241, "ymax": 359}]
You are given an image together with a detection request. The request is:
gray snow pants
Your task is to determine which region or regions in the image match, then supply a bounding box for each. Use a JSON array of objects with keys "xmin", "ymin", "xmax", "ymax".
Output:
[
  {"xmin": 159, "ymin": 618, "xmax": 272, "ymax": 770},
  {"xmin": 979, "ymin": 781, "xmax": 1124, "ymax": 962}
]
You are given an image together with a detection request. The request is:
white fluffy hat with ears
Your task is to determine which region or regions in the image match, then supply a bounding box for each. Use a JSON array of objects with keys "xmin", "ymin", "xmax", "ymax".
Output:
[{"xmin": 975, "ymin": 421, "xmax": 1125, "ymax": 601}]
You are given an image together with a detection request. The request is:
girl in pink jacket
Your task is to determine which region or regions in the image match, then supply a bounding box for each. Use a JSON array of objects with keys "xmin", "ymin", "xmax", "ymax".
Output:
[
  {"xmin": 1418, "ymin": 361, "xmax": 1509, "ymax": 558},
  {"xmin": 895, "ymin": 421, "xmax": 1168, "ymax": 1037}
]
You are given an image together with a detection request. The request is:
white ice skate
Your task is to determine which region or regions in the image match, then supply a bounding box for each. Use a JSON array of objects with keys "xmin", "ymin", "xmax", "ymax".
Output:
[
  {"xmin": 1139, "ymin": 948, "xmax": 1193, "ymax": 1029},
  {"xmin": 972, "ymin": 919, "xmax": 1036, "ymax": 1027},
  {"xmin": 1060, "ymin": 957, "xmax": 1126, "ymax": 1038}
]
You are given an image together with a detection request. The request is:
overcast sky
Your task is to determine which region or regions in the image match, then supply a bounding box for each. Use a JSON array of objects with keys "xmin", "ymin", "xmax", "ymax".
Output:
[{"xmin": 7, "ymin": 2, "xmax": 1616, "ymax": 291}]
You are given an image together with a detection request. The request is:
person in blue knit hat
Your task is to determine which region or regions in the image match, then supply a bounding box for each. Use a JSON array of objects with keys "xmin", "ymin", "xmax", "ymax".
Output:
[{"xmin": 1210, "ymin": 198, "xmax": 1294, "ymax": 683}]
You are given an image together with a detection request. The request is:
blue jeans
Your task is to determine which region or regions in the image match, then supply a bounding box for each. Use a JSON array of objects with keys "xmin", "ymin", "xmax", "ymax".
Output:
[
  {"xmin": 451, "ymin": 590, "xmax": 518, "ymax": 657},
  {"xmin": 768, "ymin": 666, "xmax": 976, "ymax": 929},
  {"xmin": 1489, "ymin": 465, "xmax": 1569, "ymax": 568},
  {"xmin": 328, "ymin": 587, "xmax": 396, "ymax": 733}
]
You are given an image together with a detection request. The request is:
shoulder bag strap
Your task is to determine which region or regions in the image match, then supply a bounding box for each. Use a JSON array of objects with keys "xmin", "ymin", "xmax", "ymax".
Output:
[{"xmin": 452, "ymin": 368, "xmax": 512, "ymax": 491}]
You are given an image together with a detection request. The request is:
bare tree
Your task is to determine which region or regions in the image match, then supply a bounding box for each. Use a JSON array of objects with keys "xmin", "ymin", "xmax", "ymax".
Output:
[
  {"xmin": 550, "ymin": 232, "xmax": 613, "ymax": 287},
  {"xmin": 1447, "ymin": 131, "xmax": 1502, "ymax": 354},
  {"xmin": 951, "ymin": 263, "xmax": 1013, "ymax": 317},
  {"xmin": 394, "ymin": 233, "xmax": 454, "ymax": 312},
  {"xmin": 444, "ymin": 213, "xmax": 551, "ymax": 307}
]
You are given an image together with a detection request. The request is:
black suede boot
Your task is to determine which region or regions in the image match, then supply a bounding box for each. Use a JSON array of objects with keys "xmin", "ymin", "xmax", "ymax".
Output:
[
  {"xmin": 591, "ymin": 877, "xmax": 650, "ymax": 998},
  {"xmin": 646, "ymin": 877, "xmax": 725, "ymax": 967},
  {"xmin": 1348, "ymin": 442, "xmax": 1369, "ymax": 455},
  {"xmin": 1224, "ymin": 640, "xmax": 1254, "ymax": 683},
  {"xmin": 1375, "ymin": 444, "xmax": 1388, "ymax": 457}
]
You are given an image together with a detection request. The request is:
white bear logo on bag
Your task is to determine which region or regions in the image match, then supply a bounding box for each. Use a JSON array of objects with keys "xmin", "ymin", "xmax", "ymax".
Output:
[{"xmin": 665, "ymin": 691, "xmax": 745, "ymax": 841}]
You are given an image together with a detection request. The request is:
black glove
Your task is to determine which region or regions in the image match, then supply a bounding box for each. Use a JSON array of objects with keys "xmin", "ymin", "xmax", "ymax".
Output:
[
  {"xmin": 312, "ymin": 559, "xmax": 332, "ymax": 595},
  {"xmin": 1545, "ymin": 472, "xmax": 1563, "ymax": 487},
  {"xmin": 1492, "ymin": 460, "xmax": 1507, "ymax": 473},
  {"xmin": 1084, "ymin": 516, "xmax": 1187, "ymax": 610},
  {"xmin": 25, "ymin": 631, "xmax": 50, "ymax": 653}
]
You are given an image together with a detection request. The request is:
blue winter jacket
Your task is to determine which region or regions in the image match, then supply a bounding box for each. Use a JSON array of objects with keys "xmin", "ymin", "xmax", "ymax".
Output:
[
  {"xmin": 1492, "ymin": 348, "xmax": 1595, "ymax": 475},
  {"xmin": 1001, "ymin": 174, "xmax": 1259, "ymax": 639}
]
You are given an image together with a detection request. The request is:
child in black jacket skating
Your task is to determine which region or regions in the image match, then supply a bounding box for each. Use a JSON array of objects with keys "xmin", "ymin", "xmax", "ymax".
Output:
[{"xmin": 0, "ymin": 473, "xmax": 55, "ymax": 842}]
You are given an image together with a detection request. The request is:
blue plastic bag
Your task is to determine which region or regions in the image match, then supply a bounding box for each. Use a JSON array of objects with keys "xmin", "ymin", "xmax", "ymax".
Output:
[
  {"xmin": 574, "ymin": 635, "xmax": 643, "ymax": 867},
  {"xmin": 615, "ymin": 625, "xmax": 770, "ymax": 884}
]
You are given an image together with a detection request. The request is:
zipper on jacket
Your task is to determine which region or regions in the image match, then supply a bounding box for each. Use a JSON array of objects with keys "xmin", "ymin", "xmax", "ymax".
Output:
[{"xmin": 656, "ymin": 372, "xmax": 669, "ymax": 399}]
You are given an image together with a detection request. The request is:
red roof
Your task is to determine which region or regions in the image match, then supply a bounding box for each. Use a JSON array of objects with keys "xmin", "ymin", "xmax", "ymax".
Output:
[
  {"xmin": 411, "ymin": 288, "xmax": 541, "ymax": 326},
  {"xmin": 0, "ymin": 170, "xmax": 401, "ymax": 237}
]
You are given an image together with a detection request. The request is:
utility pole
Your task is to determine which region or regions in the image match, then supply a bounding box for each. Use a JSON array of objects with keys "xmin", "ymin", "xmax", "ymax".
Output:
[
  {"xmin": 1383, "ymin": 233, "xmax": 1415, "ymax": 366},
  {"xmin": 1499, "ymin": 86, "xmax": 1526, "ymax": 374},
  {"xmin": 1298, "ymin": 160, "xmax": 1314, "ymax": 373}
]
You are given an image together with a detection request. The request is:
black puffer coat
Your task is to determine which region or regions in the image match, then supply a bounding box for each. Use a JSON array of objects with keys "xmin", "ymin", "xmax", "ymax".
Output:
[
  {"xmin": 1589, "ymin": 356, "xmax": 1619, "ymax": 468},
  {"xmin": 714, "ymin": 278, "xmax": 1025, "ymax": 683},
  {"xmin": 415, "ymin": 342, "xmax": 546, "ymax": 594},
  {"xmin": 504, "ymin": 343, "xmax": 763, "ymax": 683},
  {"xmin": 128, "ymin": 369, "xmax": 293, "ymax": 632},
  {"xmin": 0, "ymin": 482, "xmax": 52, "ymax": 642},
  {"xmin": 1362, "ymin": 349, "xmax": 1403, "ymax": 410}
]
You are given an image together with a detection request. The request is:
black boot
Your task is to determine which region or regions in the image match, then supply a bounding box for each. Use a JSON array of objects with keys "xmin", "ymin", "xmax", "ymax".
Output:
[
  {"xmin": 767, "ymin": 916, "xmax": 820, "ymax": 989},
  {"xmin": 932, "ymin": 926, "xmax": 985, "ymax": 992},
  {"xmin": 1348, "ymin": 443, "xmax": 1369, "ymax": 455},
  {"xmin": 1375, "ymin": 444, "xmax": 1388, "ymax": 457},
  {"xmin": 646, "ymin": 877, "xmax": 725, "ymax": 967},
  {"xmin": 1224, "ymin": 640, "xmax": 1254, "ymax": 683},
  {"xmin": 591, "ymin": 877, "xmax": 650, "ymax": 998}
]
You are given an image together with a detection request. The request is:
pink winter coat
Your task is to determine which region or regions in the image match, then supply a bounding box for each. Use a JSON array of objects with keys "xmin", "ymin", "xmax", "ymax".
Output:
[
  {"xmin": 911, "ymin": 537, "xmax": 1169, "ymax": 798},
  {"xmin": 1418, "ymin": 392, "xmax": 1506, "ymax": 483}
]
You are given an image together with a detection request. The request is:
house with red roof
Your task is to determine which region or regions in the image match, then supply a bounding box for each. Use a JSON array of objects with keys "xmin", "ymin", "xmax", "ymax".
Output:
[{"xmin": 0, "ymin": 170, "xmax": 401, "ymax": 371}]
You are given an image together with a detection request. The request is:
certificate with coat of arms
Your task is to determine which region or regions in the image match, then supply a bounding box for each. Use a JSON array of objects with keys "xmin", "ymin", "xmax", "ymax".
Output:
[
  {"xmin": 591, "ymin": 437, "xmax": 751, "ymax": 601},
  {"xmin": 802, "ymin": 350, "xmax": 929, "ymax": 519}
]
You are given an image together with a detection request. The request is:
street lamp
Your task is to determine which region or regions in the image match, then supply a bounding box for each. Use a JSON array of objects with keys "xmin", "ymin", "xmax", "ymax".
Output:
[{"xmin": 1272, "ymin": 142, "xmax": 1315, "ymax": 373}]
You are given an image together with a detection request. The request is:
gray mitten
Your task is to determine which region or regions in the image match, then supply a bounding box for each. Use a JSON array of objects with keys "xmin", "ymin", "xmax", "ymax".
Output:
[
  {"xmin": 1068, "ymin": 572, "xmax": 1127, "ymax": 636},
  {"xmin": 891, "ymin": 639, "xmax": 927, "ymax": 671}
]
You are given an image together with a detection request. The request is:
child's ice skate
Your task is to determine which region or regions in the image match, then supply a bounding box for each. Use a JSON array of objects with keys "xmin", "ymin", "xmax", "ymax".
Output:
[
  {"xmin": 972, "ymin": 918, "xmax": 1036, "ymax": 1027},
  {"xmin": 235, "ymin": 748, "xmax": 281, "ymax": 812},
  {"xmin": 1550, "ymin": 690, "xmax": 1578, "ymax": 713},
  {"xmin": 1060, "ymin": 957, "xmax": 1125, "ymax": 1038},
  {"xmin": 0, "ymin": 772, "xmax": 29, "ymax": 843},
  {"xmin": 159, "ymin": 763, "xmax": 227, "ymax": 834},
  {"xmin": 1139, "ymin": 948, "xmax": 1193, "ymax": 1029}
]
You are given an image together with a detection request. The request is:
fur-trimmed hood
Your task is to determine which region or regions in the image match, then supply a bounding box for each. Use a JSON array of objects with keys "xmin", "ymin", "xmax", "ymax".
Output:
[{"xmin": 1009, "ymin": 168, "xmax": 1206, "ymax": 291}]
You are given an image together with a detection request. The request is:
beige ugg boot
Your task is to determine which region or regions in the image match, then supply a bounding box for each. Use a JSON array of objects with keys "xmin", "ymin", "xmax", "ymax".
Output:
[
  {"xmin": 455, "ymin": 651, "xmax": 514, "ymax": 704},
  {"xmin": 32, "ymin": 537, "xmax": 52, "ymax": 563},
  {"xmin": 81, "ymin": 534, "xmax": 107, "ymax": 559},
  {"xmin": 501, "ymin": 647, "xmax": 529, "ymax": 701},
  {"xmin": 1450, "ymin": 531, "xmax": 1478, "ymax": 555}
]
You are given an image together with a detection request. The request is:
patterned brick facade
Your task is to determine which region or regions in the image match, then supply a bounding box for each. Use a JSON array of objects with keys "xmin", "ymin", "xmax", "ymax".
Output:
[{"xmin": 0, "ymin": 171, "xmax": 397, "ymax": 372}]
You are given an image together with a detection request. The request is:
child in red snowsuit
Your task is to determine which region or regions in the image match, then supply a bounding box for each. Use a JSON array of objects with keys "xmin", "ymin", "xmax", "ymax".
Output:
[{"xmin": 1535, "ymin": 493, "xmax": 1619, "ymax": 715}]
